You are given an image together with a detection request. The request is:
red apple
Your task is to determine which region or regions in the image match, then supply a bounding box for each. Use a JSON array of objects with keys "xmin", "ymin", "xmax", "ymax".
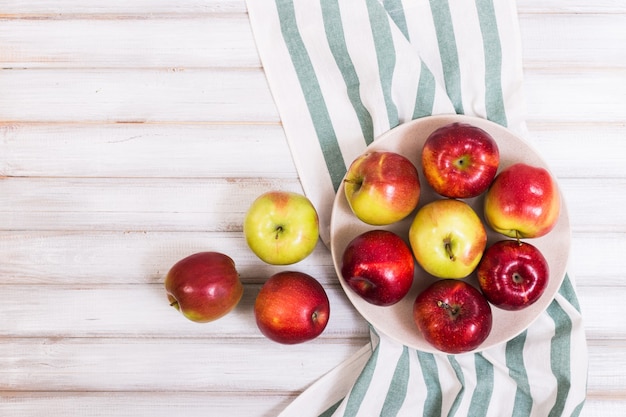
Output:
[
  {"xmin": 254, "ymin": 271, "xmax": 330, "ymax": 344},
  {"xmin": 165, "ymin": 252, "xmax": 243, "ymax": 323},
  {"xmin": 409, "ymin": 199, "xmax": 487, "ymax": 279},
  {"xmin": 477, "ymin": 240, "xmax": 549, "ymax": 310},
  {"xmin": 413, "ymin": 279, "xmax": 492, "ymax": 354},
  {"xmin": 484, "ymin": 163, "xmax": 561, "ymax": 239},
  {"xmin": 340, "ymin": 230, "xmax": 414, "ymax": 306},
  {"xmin": 344, "ymin": 151, "xmax": 420, "ymax": 225},
  {"xmin": 422, "ymin": 122, "xmax": 500, "ymax": 198}
]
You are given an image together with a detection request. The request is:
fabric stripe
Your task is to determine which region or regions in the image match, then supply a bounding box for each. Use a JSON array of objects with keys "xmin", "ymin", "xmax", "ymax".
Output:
[
  {"xmin": 546, "ymin": 298, "xmax": 573, "ymax": 417},
  {"xmin": 429, "ymin": 0, "xmax": 464, "ymax": 114},
  {"xmin": 366, "ymin": 0, "xmax": 400, "ymax": 129},
  {"xmin": 413, "ymin": 60, "xmax": 437, "ymax": 118},
  {"xmin": 447, "ymin": 356, "xmax": 465, "ymax": 417},
  {"xmin": 417, "ymin": 351, "xmax": 443, "ymax": 417},
  {"xmin": 319, "ymin": 399, "xmax": 343, "ymax": 417},
  {"xmin": 559, "ymin": 273, "xmax": 582, "ymax": 313},
  {"xmin": 380, "ymin": 346, "xmax": 410, "ymax": 416},
  {"xmin": 383, "ymin": 0, "xmax": 410, "ymax": 40},
  {"xmin": 475, "ymin": 0, "xmax": 507, "ymax": 126},
  {"xmin": 506, "ymin": 331, "xmax": 532, "ymax": 417},
  {"xmin": 321, "ymin": 0, "xmax": 375, "ymax": 146},
  {"xmin": 468, "ymin": 353, "xmax": 494, "ymax": 417},
  {"xmin": 275, "ymin": 0, "xmax": 346, "ymax": 191},
  {"xmin": 342, "ymin": 343, "xmax": 380, "ymax": 417}
]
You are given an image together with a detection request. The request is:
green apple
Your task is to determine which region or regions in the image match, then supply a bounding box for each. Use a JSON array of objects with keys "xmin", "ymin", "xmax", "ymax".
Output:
[
  {"xmin": 244, "ymin": 191, "xmax": 319, "ymax": 265},
  {"xmin": 409, "ymin": 199, "xmax": 487, "ymax": 279},
  {"xmin": 344, "ymin": 151, "xmax": 420, "ymax": 225}
]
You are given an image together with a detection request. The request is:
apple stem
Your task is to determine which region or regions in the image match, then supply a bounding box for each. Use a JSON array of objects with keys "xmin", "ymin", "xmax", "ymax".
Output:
[
  {"xmin": 437, "ymin": 300, "xmax": 460, "ymax": 317},
  {"xmin": 444, "ymin": 239, "xmax": 455, "ymax": 261},
  {"xmin": 515, "ymin": 230, "xmax": 522, "ymax": 246},
  {"xmin": 274, "ymin": 226, "xmax": 283, "ymax": 239}
]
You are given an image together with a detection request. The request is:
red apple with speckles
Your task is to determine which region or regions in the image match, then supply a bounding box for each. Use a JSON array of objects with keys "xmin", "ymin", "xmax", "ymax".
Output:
[
  {"xmin": 484, "ymin": 163, "xmax": 560, "ymax": 239},
  {"xmin": 344, "ymin": 151, "xmax": 421, "ymax": 225},
  {"xmin": 165, "ymin": 252, "xmax": 243, "ymax": 323},
  {"xmin": 413, "ymin": 279, "xmax": 492, "ymax": 354},
  {"xmin": 422, "ymin": 122, "xmax": 499, "ymax": 199},
  {"xmin": 477, "ymin": 240, "xmax": 549, "ymax": 311},
  {"xmin": 254, "ymin": 271, "xmax": 330, "ymax": 344},
  {"xmin": 340, "ymin": 230, "xmax": 415, "ymax": 306}
]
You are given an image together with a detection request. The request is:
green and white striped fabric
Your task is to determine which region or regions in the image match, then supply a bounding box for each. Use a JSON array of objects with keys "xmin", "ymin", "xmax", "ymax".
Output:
[{"xmin": 246, "ymin": 1, "xmax": 588, "ymax": 416}]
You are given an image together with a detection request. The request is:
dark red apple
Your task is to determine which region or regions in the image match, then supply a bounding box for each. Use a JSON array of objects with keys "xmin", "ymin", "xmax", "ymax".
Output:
[
  {"xmin": 254, "ymin": 271, "xmax": 330, "ymax": 344},
  {"xmin": 165, "ymin": 251, "xmax": 243, "ymax": 323},
  {"xmin": 422, "ymin": 122, "xmax": 500, "ymax": 198},
  {"xmin": 341, "ymin": 230, "xmax": 415, "ymax": 306},
  {"xmin": 413, "ymin": 279, "xmax": 492, "ymax": 354},
  {"xmin": 477, "ymin": 240, "xmax": 549, "ymax": 310}
]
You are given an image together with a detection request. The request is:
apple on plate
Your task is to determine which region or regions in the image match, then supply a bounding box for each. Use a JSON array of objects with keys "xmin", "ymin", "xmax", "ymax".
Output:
[
  {"xmin": 244, "ymin": 191, "xmax": 319, "ymax": 265},
  {"xmin": 344, "ymin": 151, "xmax": 420, "ymax": 226},
  {"xmin": 422, "ymin": 122, "xmax": 500, "ymax": 199},
  {"xmin": 484, "ymin": 163, "xmax": 561, "ymax": 239},
  {"xmin": 254, "ymin": 271, "xmax": 330, "ymax": 344},
  {"xmin": 340, "ymin": 229, "xmax": 415, "ymax": 306},
  {"xmin": 409, "ymin": 198, "xmax": 487, "ymax": 279},
  {"xmin": 164, "ymin": 251, "xmax": 244, "ymax": 323},
  {"xmin": 477, "ymin": 239, "xmax": 549, "ymax": 310},
  {"xmin": 413, "ymin": 279, "xmax": 492, "ymax": 354}
]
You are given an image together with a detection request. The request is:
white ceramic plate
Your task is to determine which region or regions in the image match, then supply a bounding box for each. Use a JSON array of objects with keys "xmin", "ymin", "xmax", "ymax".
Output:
[{"xmin": 330, "ymin": 114, "xmax": 570, "ymax": 353}]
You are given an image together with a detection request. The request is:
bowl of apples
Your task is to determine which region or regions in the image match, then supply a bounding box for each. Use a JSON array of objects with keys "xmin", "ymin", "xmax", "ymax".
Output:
[{"xmin": 330, "ymin": 114, "xmax": 570, "ymax": 354}]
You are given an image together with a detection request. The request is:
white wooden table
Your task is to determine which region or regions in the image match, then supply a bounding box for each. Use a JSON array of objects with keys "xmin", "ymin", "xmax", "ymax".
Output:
[{"xmin": 1, "ymin": 1, "xmax": 625, "ymax": 416}]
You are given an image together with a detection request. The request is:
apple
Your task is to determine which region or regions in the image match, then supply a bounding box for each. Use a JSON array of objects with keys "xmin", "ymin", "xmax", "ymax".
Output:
[
  {"xmin": 254, "ymin": 271, "xmax": 330, "ymax": 344},
  {"xmin": 344, "ymin": 151, "xmax": 420, "ymax": 225},
  {"xmin": 164, "ymin": 251, "xmax": 243, "ymax": 323},
  {"xmin": 244, "ymin": 191, "xmax": 319, "ymax": 265},
  {"xmin": 340, "ymin": 230, "xmax": 415, "ymax": 306},
  {"xmin": 413, "ymin": 279, "xmax": 492, "ymax": 354},
  {"xmin": 422, "ymin": 122, "xmax": 499, "ymax": 198},
  {"xmin": 484, "ymin": 163, "xmax": 561, "ymax": 239},
  {"xmin": 477, "ymin": 240, "xmax": 549, "ymax": 310},
  {"xmin": 409, "ymin": 199, "xmax": 487, "ymax": 279}
]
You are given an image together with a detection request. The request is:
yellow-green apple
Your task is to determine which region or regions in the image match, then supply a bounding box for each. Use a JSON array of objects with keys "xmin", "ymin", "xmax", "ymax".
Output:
[
  {"xmin": 254, "ymin": 271, "xmax": 330, "ymax": 344},
  {"xmin": 340, "ymin": 230, "xmax": 415, "ymax": 306},
  {"xmin": 344, "ymin": 151, "xmax": 420, "ymax": 225},
  {"xmin": 409, "ymin": 199, "xmax": 487, "ymax": 279},
  {"xmin": 422, "ymin": 122, "xmax": 500, "ymax": 199},
  {"xmin": 413, "ymin": 279, "xmax": 492, "ymax": 354},
  {"xmin": 484, "ymin": 163, "xmax": 560, "ymax": 239},
  {"xmin": 244, "ymin": 191, "xmax": 319, "ymax": 265},
  {"xmin": 164, "ymin": 251, "xmax": 243, "ymax": 323},
  {"xmin": 477, "ymin": 240, "xmax": 549, "ymax": 310}
]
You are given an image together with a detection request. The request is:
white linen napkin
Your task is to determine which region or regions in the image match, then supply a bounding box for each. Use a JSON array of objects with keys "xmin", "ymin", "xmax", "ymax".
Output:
[{"xmin": 246, "ymin": 1, "xmax": 588, "ymax": 416}]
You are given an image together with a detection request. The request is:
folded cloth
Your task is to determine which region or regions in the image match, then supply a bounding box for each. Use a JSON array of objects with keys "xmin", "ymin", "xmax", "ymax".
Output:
[{"xmin": 246, "ymin": 1, "xmax": 588, "ymax": 416}]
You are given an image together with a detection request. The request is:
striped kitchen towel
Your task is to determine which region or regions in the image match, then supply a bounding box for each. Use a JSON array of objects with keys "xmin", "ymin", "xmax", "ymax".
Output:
[{"xmin": 246, "ymin": 1, "xmax": 588, "ymax": 416}]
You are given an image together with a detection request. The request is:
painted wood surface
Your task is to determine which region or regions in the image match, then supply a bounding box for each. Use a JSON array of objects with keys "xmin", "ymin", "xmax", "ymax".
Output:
[{"xmin": 1, "ymin": 1, "xmax": 625, "ymax": 415}]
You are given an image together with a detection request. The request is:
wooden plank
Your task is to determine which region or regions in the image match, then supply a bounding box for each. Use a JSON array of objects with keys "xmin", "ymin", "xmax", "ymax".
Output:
[
  {"xmin": 0, "ymin": 68, "xmax": 623, "ymax": 123},
  {"xmin": 2, "ymin": 121, "xmax": 624, "ymax": 179},
  {"xmin": 0, "ymin": 337, "xmax": 619, "ymax": 396},
  {"xmin": 0, "ymin": 230, "xmax": 618, "ymax": 286},
  {"xmin": 0, "ymin": 337, "xmax": 368, "ymax": 392},
  {"xmin": 2, "ymin": 14, "xmax": 624, "ymax": 69},
  {"xmin": 0, "ymin": 177, "xmax": 622, "ymax": 232},
  {"xmin": 0, "ymin": 123, "xmax": 294, "ymax": 178},
  {"xmin": 0, "ymin": 284, "xmax": 369, "ymax": 338}
]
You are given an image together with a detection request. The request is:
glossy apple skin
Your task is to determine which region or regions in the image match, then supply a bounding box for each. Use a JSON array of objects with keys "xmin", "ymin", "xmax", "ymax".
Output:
[
  {"xmin": 422, "ymin": 122, "xmax": 499, "ymax": 198},
  {"xmin": 165, "ymin": 252, "xmax": 243, "ymax": 323},
  {"xmin": 477, "ymin": 240, "xmax": 549, "ymax": 310},
  {"xmin": 344, "ymin": 151, "xmax": 420, "ymax": 225},
  {"xmin": 341, "ymin": 230, "xmax": 415, "ymax": 306},
  {"xmin": 244, "ymin": 191, "xmax": 319, "ymax": 265},
  {"xmin": 254, "ymin": 271, "xmax": 330, "ymax": 344},
  {"xmin": 413, "ymin": 279, "xmax": 492, "ymax": 354},
  {"xmin": 409, "ymin": 199, "xmax": 487, "ymax": 279},
  {"xmin": 484, "ymin": 163, "xmax": 561, "ymax": 239}
]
